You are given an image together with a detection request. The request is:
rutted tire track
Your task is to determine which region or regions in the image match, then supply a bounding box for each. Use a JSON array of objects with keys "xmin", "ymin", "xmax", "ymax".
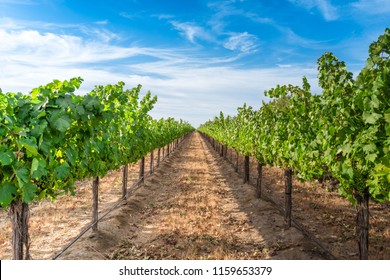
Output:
[{"xmin": 59, "ymin": 132, "xmax": 325, "ymax": 260}]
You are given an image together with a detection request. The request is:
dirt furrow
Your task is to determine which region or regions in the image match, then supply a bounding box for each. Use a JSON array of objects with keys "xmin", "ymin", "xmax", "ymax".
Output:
[{"xmin": 58, "ymin": 132, "xmax": 325, "ymax": 260}]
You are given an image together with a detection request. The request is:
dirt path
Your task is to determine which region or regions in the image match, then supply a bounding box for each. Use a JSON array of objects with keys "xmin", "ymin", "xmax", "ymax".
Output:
[{"xmin": 58, "ymin": 132, "xmax": 324, "ymax": 260}]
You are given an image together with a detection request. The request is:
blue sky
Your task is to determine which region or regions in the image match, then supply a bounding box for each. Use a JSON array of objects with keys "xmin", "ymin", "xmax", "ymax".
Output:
[{"xmin": 0, "ymin": 0, "xmax": 389, "ymax": 126}]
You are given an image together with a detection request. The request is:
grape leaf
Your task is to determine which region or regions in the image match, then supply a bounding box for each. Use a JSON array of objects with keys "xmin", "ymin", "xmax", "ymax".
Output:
[
  {"xmin": 0, "ymin": 182, "xmax": 17, "ymax": 207},
  {"xmin": 0, "ymin": 148, "xmax": 15, "ymax": 166},
  {"xmin": 53, "ymin": 115, "xmax": 71, "ymax": 132},
  {"xmin": 363, "ymin": 111, "xmax": 382, "ymax": 124},
  {"xmin": 31, "ymin": 158, "xmax": 47, "ymax": 180},
  {"xmin": 18, "ymin": 138, "xmax": 38, "ymax": 157},
  {"xmin": 54, "ymin": 162, "xmax": 70, "ymax": 180},
  {"xmin": 15, "ymin": 167, "xmax": 29, "ymax": 187},
  {"xmin": 22, "ymin": 182, "xmax": 37, "ymax": 203}
]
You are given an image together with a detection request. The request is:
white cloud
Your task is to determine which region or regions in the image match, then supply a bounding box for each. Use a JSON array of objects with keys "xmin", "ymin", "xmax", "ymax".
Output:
[
  {"xmin": 351, "ymin": 0, "xmax": 390, "ymax": 15},
  {"xmin": 0, "ymin": 29, "xmax": 135, "ymax": 65},
  {"xmin": 223, "ymin": 32, "xmax": 258, "ymax": 53},
  {"xmin": 154, "ymin": 14, "xmax": 174, "ymax": 20},
  {"xmin": 0, "ymin": 23, "xmax": 318, "ymax": 127},
  {"xmin": 94, "ymin": 20, "xmax": 109, "ymax": 25},
  {"xmin": 119, "ymin": 12, "xmax": 142, "ymax": 20},
  {"xmin": 288, "ymin": 0, "xmax": 339, "ymax": 21},
  {"xmin": 282, "ymin": 27, "xmax": 328, "ymax": 49},
  {"xmin": 170, "ymin": 21, "xmax": 214, "ymax": 44}
]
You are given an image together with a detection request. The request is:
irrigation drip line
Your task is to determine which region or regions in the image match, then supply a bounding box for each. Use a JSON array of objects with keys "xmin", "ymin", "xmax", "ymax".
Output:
[
  {"xmin": 254, "ymin": 190, "xmax": 337, "ymax": 260},
  {"xmin": 51, "ymin": 137, "xmax": 187, "ymax": 260},
  {"xmin": 51, "ymin": 177, "xmax": 143, "ymax": 260},
  {"xmin": 200, "ymin": 133, "xmax": 337, "ymax": 260}
]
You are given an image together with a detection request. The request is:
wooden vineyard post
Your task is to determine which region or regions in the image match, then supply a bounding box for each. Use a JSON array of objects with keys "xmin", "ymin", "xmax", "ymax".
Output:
[
  {"xmin": 92, "ymin": 176, "xmax": 99, "ymax": 232},
  {"xmin": 224, "ymin": 146, "xmax": 227, "ymax": 160},
  {"xmin": 122, "ymin": 165, "xmax": 128, "ymax": 198},
  {"xmin": 162, "ymin": 146, "xmax": 165, "ymax": 160},
  {"xmin": 256, "ymin": 162, "xmax": 263, "ymax": 199},
  {"xmin": 150, "ymin": 150, "xmax": 154, "ymax": 175},
  {"xmin": 220, "ymin": 144, "xmax": 224, "ymax": 157},
  {"xmin": 235, "ymin": 151, "xmax": 239, "ymax": 172},
  {"xmin": 9, "ymin": 199, "xmax": 31, "ymax": 259},
  {"xmin": 243, "ymin": 155, "xmax": 250, "ymax": 184},
  {"xmin": 139, "ymin": 157, "xmax": 145, "ymax": 183},
  {"xmin": 284, "ymin": 168, "xmax": 292, "ymax": 229},
  {"xmin": 157, "ymin": 148, "xmax": 161, "ymax": 167},
  {"xmin": 355, "ymin": 189, "xmax": 369, "ymax": 260}
]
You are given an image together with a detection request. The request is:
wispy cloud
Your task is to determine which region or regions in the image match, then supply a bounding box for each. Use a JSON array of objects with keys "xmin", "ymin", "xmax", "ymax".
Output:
[
  {"xmin": 154, "ymin": 14, "xmax": 174, "ymax": 20},
  {"xmin": 170, "ymin": 21, "xmax": 214, "ymax": 44},
  {"xmin": 223, "ymin": 32, "xmax": 258, "ymax": 53},
  {"xmin": 94, "ymin": 20, "xmax": 109, "ymax": 25},
  {"xmin": 0, "ymin": 29, "xmax": 133, "ymax": 65},
  {"xmin": 207, "ymin": 1, "xmax": 272, "ymax": 32},
  {"xmin": 0, "ymin": 21, "xmax": 318, "ymax": 126},
  {"xmin": 351, "ymin": 0, "xmax": 390, "ymax": 15},
  {"xmin": 281, "ymin": 27, "xmax": 330, "ymax": 49},
  {"xmin": 288, "ymin": 0, "xmax": 339, "ymax": 21},
  {"xmin": 119, "ymin": 12, "xmax": 139, "ymax": 20}
]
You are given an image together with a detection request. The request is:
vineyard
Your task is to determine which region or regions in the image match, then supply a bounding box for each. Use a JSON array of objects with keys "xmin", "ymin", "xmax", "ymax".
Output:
[
  {"xmin": 0, "ymin": 78, "xmax": 193, "ymax": 259},
  {"xmin": 1, "ymin": 132, "xmax": 389, "ymax": 260},
  {"xmin": 0, "ymin": 29, "xmax": 389, "ymax": 260},
  {"xmin": 198, "ymin": 29, "xmax": 390, "ymax": 260}
]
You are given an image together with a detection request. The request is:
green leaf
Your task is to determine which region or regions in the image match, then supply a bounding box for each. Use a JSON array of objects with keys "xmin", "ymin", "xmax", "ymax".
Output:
[
  {"xmin": 75, "ymin": 104, "xmax": 85, "ymax": 117},
  {"xmin": 384, "ymin": 111, "xmax": 390, "ymax": 123},
  {"xmin": 31, "ymin": 88, "xmax": 40, "ymax": 99},
  {"xmin": 22, "ymin": 182, "xmax": 37, "ymax": 203},
  {"xmin": 54, "ymin": 162, "xmax": 70, "ymax": 180},
  {"xmin": 31, "ymin": 158, "xmax": 39, "ymax": 175},
  {"xmin": 363, "ymin": 143, "xmax": 377, "ymax": 153},
  {"xmin": 370, "ymin": 95, "xmax": 380, "ymax": 109},
  {"xmin": 340, "ymin": 143, "xmax": 351, "ymax": 155},
  {"xmin": 341, "ymin": 162, "xmax": 354, "ymax": 180},
  {"xmin": 363, "ymin": 111, "xmax": 382, "ymax": 124},
  {"xmin": 0, "ymin": 182, "xmax": 17, "ymax": 207},
  {"xmin": 53, "ymin": 115, "xmax": 71, "ymax": 132},
  {"xmin": 65, "ymin": 147, "xmax": 77, "ymax": 166},
  {"xmin": 36, "ymin": 111, "xmax": 46, "ymax": 119},
  {"xmin": 31, "ymin": 158, "xmax": 47, "ymax": 180},
  {"xmin": 38, "ymin": 189, "xmax": 47, "ymax": 200},
  {"xmin": 18, "ymin": 138, "xmax": 38, "ymax": 157},
  {"xmin": 366, "ymin": 153, "xmax": 378, "ymax": 163},
  {"xmin": 30, "ymin": 120, "xmax": 48, "ymax": 137},
  {"xmin": 15, "ymin": 167, "xmax": 29, "ymax": 187},
  {"xmin": 0, "ymin": 148, "xmax": 15, "ymax": 166}
]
